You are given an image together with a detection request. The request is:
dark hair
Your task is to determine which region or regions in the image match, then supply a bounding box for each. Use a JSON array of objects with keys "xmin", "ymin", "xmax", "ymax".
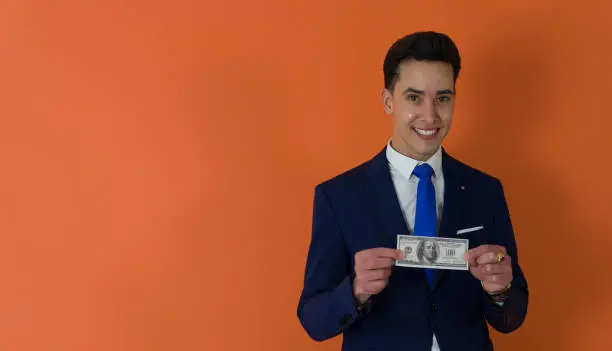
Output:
[{"xmin": 383, "ymin": 31, "xmax": 461, "ymax": 91}]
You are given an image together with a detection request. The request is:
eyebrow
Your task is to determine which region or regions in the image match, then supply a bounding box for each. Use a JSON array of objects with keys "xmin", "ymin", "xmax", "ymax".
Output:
[{"xmin": 403, "ymin": 87, "xmax": 455, "ymax": 95}]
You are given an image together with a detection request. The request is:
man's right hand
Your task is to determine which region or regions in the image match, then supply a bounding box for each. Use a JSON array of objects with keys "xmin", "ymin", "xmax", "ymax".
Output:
[{"xmin": 353, "ymin": 248, "xmax": 404, "ymax": 304}]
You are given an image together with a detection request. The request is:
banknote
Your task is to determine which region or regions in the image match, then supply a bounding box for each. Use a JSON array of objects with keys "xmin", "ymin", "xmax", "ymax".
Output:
[{"xmin": 395, "ymin": 235, "xmax": 469, "ymax": 270}]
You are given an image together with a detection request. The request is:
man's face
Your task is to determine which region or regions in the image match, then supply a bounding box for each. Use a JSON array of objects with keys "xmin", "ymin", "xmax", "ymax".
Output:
[
  {"xmin": 423, "ymin": 241, "xmax": 435, "ymax": 260},
  {"xmin": 383, "ymin": 60, "xmax": 455, "ymax": 161}
]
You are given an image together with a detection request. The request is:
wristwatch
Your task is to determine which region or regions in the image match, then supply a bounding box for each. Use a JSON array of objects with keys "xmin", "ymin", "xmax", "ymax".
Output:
[{"xmin": 484, "ymin": 282, "xmax": 512, "ymax": 303}]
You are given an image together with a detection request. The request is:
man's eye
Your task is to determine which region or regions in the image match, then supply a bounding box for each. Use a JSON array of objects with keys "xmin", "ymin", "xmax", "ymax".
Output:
[
  {"xmin": 406, "ymin": 94, "xmax": 420, "ymax": 102},
  {"xmin": 437, "ymin": 95, "xmax": 450, "ymax": 103}
]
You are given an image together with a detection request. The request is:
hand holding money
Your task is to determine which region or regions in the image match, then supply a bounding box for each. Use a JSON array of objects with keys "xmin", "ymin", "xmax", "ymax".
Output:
[
  {"xmin": 353, "ymin": 248, "xmax": 404, "ymax": 304},
  {"xmin": 464, "ymin": 244, "xmax": 513, "ymax": 293}
]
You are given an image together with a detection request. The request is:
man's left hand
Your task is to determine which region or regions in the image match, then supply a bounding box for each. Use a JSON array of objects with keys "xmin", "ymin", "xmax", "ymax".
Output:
[{"xmin": 464, "ymin": 244, "xmax": 512, "ymax": 293}]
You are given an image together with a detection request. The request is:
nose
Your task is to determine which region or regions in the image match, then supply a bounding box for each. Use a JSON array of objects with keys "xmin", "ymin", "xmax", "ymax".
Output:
[{"xmin": 421, "ymin": 99, "xmax": 438, "ymax": 124}]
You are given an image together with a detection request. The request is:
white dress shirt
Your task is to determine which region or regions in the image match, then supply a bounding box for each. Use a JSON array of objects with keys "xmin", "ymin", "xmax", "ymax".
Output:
[{"xmin": 385, "ymin": 140, "xmax": 443, "ymax": 351}]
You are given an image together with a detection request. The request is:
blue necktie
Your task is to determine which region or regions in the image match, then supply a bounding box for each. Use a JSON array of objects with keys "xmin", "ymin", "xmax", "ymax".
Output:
[{"xmin": 413, "ymin": 163, "xmax": 436, "ymax": 285}]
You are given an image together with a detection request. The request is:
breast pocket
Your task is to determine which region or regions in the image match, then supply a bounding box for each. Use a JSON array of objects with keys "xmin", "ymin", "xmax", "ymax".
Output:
[{"xmin": 456, "ymin": 225, "xmax": 489, "ymax": 249}]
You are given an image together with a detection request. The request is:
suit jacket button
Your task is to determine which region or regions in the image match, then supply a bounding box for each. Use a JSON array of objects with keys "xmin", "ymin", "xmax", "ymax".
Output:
[{"xmin": 430, "ymin": 303, "xmax": 438, "ymax": 312}]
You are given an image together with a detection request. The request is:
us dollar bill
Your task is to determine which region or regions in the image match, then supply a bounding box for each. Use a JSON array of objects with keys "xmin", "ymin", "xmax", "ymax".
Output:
[{"xmin": 396, "ymin": 235, "xmax": 469, "ymax": 270}]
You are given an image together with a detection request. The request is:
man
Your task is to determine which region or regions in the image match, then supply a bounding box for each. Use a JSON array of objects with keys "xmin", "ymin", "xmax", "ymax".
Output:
[{"xmin": 296, "ymin": 31, "xmax": 528, "ymax": 351}]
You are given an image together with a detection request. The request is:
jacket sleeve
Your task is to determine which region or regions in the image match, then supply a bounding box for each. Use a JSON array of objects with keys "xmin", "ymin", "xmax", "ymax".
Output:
[
  {"xmin": 483, "ymin": 179, "xmax": 529, "ymax": 333},
  {"xmin": 296, "ymin": 184, "xmax": 363, "ymax": 341}
]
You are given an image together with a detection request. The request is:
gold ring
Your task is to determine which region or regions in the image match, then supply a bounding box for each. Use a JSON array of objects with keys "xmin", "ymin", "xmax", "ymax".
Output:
[{"xmin": 496, "ymin": 252, "xmax": 505, "ymax": 264}]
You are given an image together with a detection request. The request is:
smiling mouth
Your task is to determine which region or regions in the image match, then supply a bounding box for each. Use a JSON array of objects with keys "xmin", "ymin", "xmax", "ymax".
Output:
[{"xmin": 413, "ymin": 127, "xmax": 440, "ymax": 139}]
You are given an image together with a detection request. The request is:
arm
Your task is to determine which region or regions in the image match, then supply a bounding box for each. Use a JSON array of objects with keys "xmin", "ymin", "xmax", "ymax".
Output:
[
  {"xmin": 483, "ymin": 179, "xmax": 529, "ymax": 333},
  {"xmin": 296, "ymin": 184, "xmax": 362, "ymax": 341}
]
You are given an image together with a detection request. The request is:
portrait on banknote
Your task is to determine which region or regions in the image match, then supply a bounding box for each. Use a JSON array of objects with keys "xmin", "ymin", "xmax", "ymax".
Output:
[{"xmin": 417, "ymin": 239, "xmax": 439, "ymax": 264}]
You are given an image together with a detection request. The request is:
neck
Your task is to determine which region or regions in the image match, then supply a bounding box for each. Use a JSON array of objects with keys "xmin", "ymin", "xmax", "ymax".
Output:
[{"xmin": 390, "ymin": 136, "xmax": 434, "ymax": 162}]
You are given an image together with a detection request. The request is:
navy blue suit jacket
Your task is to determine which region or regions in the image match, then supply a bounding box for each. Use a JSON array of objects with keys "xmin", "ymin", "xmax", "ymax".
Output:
[{"xmin": 297, "ymin": 147, "xmax": 528, "ymax": 351}]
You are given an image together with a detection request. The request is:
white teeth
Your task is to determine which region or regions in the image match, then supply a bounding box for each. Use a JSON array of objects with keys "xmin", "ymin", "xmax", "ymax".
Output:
[{"xmin": 414, "ymin": 128, "xmax": 437, "ymax": 136}]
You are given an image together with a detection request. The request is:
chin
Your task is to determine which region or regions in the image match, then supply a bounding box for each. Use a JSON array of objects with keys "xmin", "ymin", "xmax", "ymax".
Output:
[{"xmin": 414, "ymin": 144, "xmax": 441, "ymax": 157}]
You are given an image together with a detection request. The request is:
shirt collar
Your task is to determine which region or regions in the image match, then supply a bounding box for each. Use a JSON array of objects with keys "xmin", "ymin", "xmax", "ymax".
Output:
[{"xmin": 385, "ymin": 139, "xmax": 443, "ymax": 180}]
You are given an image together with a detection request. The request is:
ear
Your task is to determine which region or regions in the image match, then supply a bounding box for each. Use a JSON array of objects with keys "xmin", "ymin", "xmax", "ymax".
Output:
[{"xmin": 382, "ymin": 88, "xmax": 393, "ymax": 115}]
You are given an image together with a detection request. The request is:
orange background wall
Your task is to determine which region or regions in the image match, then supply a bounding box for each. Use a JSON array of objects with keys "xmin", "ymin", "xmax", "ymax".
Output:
[{"xmin": 1, "ymin": 1, "xmax": 611, "ymax": 350}]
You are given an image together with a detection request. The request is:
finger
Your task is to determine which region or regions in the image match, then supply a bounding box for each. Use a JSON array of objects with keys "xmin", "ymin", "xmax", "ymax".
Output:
[
  {"xmin": 464, "ymin": 245, "xmax": 493, "ymax": 266},
  {"xmin": 464, "ymin": 245, "xmax": 492, "ymax": 263},
  {"xmin": 476, "ymin": 252, "xmax": 498, "ymax": 265},
  {"xmin": 477, "ymin": 252, "xmax": 511, "ymax": 266},
  {"xmin": 356, "ymin": 257, "xmax": 390, "ymax": 271},
  {"xmin": 481, "ymin": 273, "xmax": 512, "ymax": 284},
  {"xmin": 469, "ymin": 266, "xmax": 487, "ymax": 281},
  {"xmin": 360, "ymin": 268, "xmax": 392, "ymax": 281},
  {"xmin": 358, "ymin": 248, "xmax": 404, "ymax": 260},
  {"xmin": 363, "ymin": 257, "xmax": 396, "ymax": 270},
  {"xmin": 481, "ymin": 262, "xmax": 512, "ymax": 275},
  {"xmin": 469, "ymin": 264, "xmax": 501, "ymax": 281},
  {"xmin": 464, "ymin": 256, "xmax": 476, "ymax": 268},
  {"xmin": 471, "ymin": 269, "xmax": 510, "ymax": 284},
  {"xmin": 363, "ymin": 280, "xmax": 387, "ymax": 294},
  {"xmin": 464, "ymin": 244, "xmax": 507, "ymax": 263},
  {"xmin": 471, "ymin": 259, "xmax": 512, "ymax": 277},
  {"xmin": 464, "ymin": 252, "xmax": 478, "ymax": 267}
]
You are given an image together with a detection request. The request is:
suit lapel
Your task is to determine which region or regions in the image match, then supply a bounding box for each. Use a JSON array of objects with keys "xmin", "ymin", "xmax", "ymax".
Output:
[
  {"xmin": 430, "ymin": 149, "xmax": 467, "ymax": 291},
  {"xmin": 365, "ymin": 148, "xmax": 410, "ymax": 244}
]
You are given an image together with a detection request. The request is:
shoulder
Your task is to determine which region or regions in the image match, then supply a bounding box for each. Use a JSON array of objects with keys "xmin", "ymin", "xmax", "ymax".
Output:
[
  {"xmin": 314, "ymin": 149, "xmax": 383, "ymax": 194},
  {"xmin": 316, "ymin": 159, "xmax": 371, "ymax": 192}
]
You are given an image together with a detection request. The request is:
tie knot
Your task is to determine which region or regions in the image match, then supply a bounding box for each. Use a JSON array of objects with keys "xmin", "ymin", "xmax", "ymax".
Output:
[{"xmin": 413, "ymin": 163, "xmax": 434, "ymax": 179}]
